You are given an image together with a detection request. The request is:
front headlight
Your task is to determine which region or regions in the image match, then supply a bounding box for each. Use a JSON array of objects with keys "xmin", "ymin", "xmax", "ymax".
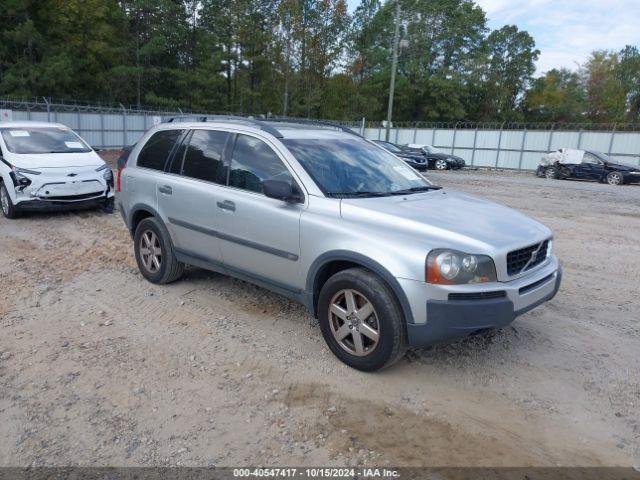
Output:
[
  {"xmin": 12, "ymin": 166, "xmax": 41, "ymax": 176},
  {"xmin": 95, "ymin": 164, "xmax": 108, "ymax": 172},
  {"xmin": 426, "ymin": 249, "xmax": 497, "ymax": 284}
]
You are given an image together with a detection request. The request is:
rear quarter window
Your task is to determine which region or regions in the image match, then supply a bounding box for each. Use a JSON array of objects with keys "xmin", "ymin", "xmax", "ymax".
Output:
[{"xmin": 137, "ymin": 129, "xmax": 184, "ymax": 171}]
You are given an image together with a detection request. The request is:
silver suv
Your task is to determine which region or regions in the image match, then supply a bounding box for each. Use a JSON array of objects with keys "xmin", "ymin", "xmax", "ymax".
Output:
[{"xmin": 117, "ymin": 118, "xmax": 561, "ymax": 371}]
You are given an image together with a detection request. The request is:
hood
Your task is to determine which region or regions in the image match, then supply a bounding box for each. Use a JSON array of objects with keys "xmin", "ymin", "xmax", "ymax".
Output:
[
  {"xmin": 607, "ymin": 161, "xmax": 637, "ymax": 171},
  {"xmin": 340, "ymin": 189, "xmax": 551, "ymax": 252},
  {"xmin": 6, "ymin": 151, "xmax": 104, "ymax": 170}
]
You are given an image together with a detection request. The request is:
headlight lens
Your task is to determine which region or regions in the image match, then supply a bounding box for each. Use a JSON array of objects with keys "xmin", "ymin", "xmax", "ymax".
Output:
[
  {"xmin": 12, "ymin": 166, "xmax": 41, "ymax": 175},
  {"xmin": 427, "ymin": 249, "xmax": 497, "ymax": 284},
  {"xmin": 95, "ymin": 164, "xmax": 108, "ymax": 172}
]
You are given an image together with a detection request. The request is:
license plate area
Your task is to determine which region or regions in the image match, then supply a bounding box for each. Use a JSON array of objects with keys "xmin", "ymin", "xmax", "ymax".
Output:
[{"xmin": 37, "ymin": 181, "xmax": 103, "ymax": 198}]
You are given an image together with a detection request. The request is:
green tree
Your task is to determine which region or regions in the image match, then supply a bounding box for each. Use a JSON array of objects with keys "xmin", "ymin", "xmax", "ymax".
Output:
[
  {"xmin": 523, "ymin": 68, "xmax": 586, "ymax": 122},
  {"xmin": 468, "ymin": 25, "xmax": 539, "ymax": 121},
  {"xmin": 583, "ymin": 50, "xmax": 626, "ymax": 123}
]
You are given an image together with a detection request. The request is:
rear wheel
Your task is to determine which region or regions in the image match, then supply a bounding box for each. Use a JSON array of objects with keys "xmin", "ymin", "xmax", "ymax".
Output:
[
  {"xmin": 606, "ymin": 171, "xmax": 624, "ymax": 186},
  {"xmin": 134, "ymin": 217, "xmax": 184, "ymax": 284},
  {"xmin": 0, "ymin": 182, "xmax": 20, "ymax": 219},
  {"xmin": 318, "ymin": 268, "xmax": 407, "ymax": 371}
]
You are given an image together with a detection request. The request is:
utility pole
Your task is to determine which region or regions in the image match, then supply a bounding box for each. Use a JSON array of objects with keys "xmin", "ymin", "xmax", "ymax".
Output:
[{"xmin": 385, "ymin": 0, "xmax": 401, "ymax": 141}]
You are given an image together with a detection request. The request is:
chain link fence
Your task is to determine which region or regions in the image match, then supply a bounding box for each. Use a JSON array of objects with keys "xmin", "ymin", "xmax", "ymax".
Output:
[{"xmin": 2, "ymin": 97, "xmax": 639, "ymax": 170}]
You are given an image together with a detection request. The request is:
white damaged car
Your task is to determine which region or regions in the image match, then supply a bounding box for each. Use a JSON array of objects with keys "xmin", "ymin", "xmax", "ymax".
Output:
[{"xmin": 0, "ymin": 121, "xmax": 114, "ymax": 219}]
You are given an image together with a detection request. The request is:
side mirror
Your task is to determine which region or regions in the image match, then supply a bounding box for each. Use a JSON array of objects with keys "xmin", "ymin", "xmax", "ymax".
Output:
[{"xmin": 263, "ymin": 179, "xmax": 303, "ymax": 203}]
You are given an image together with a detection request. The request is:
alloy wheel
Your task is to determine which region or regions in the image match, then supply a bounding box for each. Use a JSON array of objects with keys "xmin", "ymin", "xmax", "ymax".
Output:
[
  {"xmin": 435, "ymin": 159, "xmax": 447, "ymax": 170},
  {"xmin": 328, "ymin": 289, "xmax": 380, "ymax": 357},
  {"xmin": 545, "ymin": 168, "xmax": 556, "ymax": 179},
  {"xmin": 608, "ymin": 173, "xmax": 622, "ymax": 185},
  {"xmin": 139, "ymin": 230, "xmax": 162, "ymax": 273},
  {"xmin": 0, "ymin": 186, "xmax": 9, "ymax": 216}
]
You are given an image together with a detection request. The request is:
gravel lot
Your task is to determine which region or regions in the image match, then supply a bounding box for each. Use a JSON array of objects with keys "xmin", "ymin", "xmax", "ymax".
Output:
[{"xmin": 0, "ymin": 168, "xmax": 638, "ymax": 467}]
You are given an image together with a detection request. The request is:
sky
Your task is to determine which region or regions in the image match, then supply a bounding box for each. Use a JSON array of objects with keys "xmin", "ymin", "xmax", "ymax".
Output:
[{"xmin": 347, "ymin": 0, "xmax": 640, "ymax": 74}]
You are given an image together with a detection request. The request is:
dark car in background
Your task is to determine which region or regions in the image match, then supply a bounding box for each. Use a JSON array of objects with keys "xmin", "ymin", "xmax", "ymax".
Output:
[
  {"xmin": 399, "ymin": 144, "xmax": 466, "ymax": 170},
  {"xmin": 537, "ymin": 149, "xmax": 640, "ymax": 186},
  {"xmin": 373, "ymin": 140, "xmax": 427, "ymax": 171}
]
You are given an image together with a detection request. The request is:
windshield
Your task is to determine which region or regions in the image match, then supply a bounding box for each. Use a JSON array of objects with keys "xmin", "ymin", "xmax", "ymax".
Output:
[
  {"xmin": 425, "ymin": 145, "xmax": 441, "ymax": 154},
  {"xmin": 591, "ymin": 151, "xmax": 611, "ymax": 162},
  {"xmin": 0, "ymin": 127, "xmax": 92, "ymax": 154},
  {"xmin": 377, "ymin": 141, "xmax": 401, "ymax": 153},
  {"xmin": 283, "ymin": 138, "xmax": 434, "ymax": 197}
]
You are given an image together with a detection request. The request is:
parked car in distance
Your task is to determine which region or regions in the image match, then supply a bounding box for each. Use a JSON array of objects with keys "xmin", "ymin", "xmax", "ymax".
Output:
[
  {"xmin": 401, "ymin": 144, "xmax": 466, "ymax": 170},
  {"xmin": 537, "ymin": 148, "xmax": 640, "ymax": 186},
  {"xmin": 372, "ymin": 140, "xmax": 427, "ymax": 171},
  {"xmin": 118, "ymin": 118, "xmax": 561, "ymax": 371},
  {"xmin": 0, "ymin": 121, "xmax": 114, "ymax": 219}
]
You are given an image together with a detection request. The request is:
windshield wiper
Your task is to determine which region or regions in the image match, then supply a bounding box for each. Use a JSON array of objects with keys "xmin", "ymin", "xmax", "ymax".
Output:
[
  {"xmin": 327, "ymin": 191, "xmax": 393, "ymax": 198},
  {"xmin": 388, "ymin": 185, "xmax": 442, "ymax": 195}
]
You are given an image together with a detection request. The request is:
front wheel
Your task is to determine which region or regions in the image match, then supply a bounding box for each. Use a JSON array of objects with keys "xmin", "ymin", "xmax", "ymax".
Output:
[
  {"xmin": 545, "ymin": 167, "xmax": 558, "ymax": 180},
  {"xmin": 606, "ymin": 171, "xmax": 624, "ymax": 186},
  {"xmin": 134, "ymin": 217, "xmax": 184, "ymax": 284},
  {"xmin": 434, "ymin": 159, "xmax": 448, "ymax": 170},
  {"xmin": 317, "ymin": 268, "xmax": 407, "ymax": 372},
  {"xmin": 0, "ymin": 182, "xmax": 20, "ymax": 219}
]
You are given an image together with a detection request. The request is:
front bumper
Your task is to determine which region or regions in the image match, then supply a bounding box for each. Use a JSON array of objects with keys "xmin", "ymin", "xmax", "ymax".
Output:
[
  {"xmin": 15, "ymin": 195, "xmax": 112, "ymax": 212},
  {"xmin": 400, "ymin": 258, "xmax": 562, "ymax": 347}
]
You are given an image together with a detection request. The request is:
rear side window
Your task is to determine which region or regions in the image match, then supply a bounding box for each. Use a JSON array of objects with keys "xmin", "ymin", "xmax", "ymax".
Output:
[
  {"xmin": 137, "ymin": 129, "xmax": 183, "ymax": 171},
  {"xmin": 180, "ymin": 130, "xmax": 229, "ymax": 183},
  {"xmin": 228, "ymin": 134, "xmax": 294, "ymax": 194}
]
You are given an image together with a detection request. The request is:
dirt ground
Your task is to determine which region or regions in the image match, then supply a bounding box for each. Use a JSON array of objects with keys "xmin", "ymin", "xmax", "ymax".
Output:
[{"xmin": 0, "ymin": 168, "xmax": 639, "ymax": 468}]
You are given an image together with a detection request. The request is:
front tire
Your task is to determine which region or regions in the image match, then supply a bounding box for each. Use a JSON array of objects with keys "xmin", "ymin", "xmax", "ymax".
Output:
[
  {"xmin": 606, "ymin": 171, "xmax": 624, "ymax": 186},
  {"xmin": 0, "ymin": 182, "xmax": 20, "ymax": 219},
  {"xmin": 434, "ymin": 159, "xmax": 448, "ymax": 170},
  {"xmin": 317, "ymin": 268, "xmax": 407, "ymax": 372},
  {"xmin": 134, "ymin": 217, "xmax": 184, "ymax": 284},
  {"xmin": 545, "ymin": 167, "xmax": 558, "ymax": 180}
]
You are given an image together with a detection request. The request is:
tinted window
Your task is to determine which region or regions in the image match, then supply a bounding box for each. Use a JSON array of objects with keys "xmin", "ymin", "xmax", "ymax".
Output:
[
  {"xmin": 137, "ymin": 129, "xmax": 184, "ymax": 170},
  {"xmin": 0, "ymin": 127, "xmax": 91, "ymax": 154},
  {"xmin": 180, "ymin": 130, "xmax": 229, "ymax": 183},
  {"xmin": 229, "ymin": 135, "xmax": 293, "ymax": 194}
]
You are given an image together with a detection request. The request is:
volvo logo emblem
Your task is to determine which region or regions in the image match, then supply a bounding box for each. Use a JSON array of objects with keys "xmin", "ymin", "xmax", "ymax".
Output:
[{"xmin": 530, "ymin": 250, "xmax": 538, "ymax": 262}]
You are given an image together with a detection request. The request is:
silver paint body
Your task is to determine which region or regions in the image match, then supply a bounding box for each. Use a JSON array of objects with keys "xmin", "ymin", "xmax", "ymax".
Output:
[{"xmin": 119, "ymin": 122, "xmax": 560, "ymax": 325}]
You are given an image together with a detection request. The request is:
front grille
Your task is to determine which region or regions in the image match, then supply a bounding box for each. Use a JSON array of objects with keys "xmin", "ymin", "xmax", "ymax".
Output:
[
  {"xmin": 507, "ymin": 240, "xmax": 549, "ymax": 276},
  {"xmin": 449, "ymin": 291, "xmax": 506, "ymax": 301},
  {"xmin": 40, "ymin": 192, "xmax": 104, "ymax": 201}
]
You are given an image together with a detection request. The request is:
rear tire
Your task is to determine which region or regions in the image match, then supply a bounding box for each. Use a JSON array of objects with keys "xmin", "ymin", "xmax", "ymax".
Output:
[
  {"xmin": 134, "ymin": 217, "xmax": 184, "ymax": 284},
  {"xmin": 317, "ymin": 267, "xmax": 407, "ymax": 372},
  {"xmin": 0, "ymin": 182, "xmax": 20, "ymax": 219}
]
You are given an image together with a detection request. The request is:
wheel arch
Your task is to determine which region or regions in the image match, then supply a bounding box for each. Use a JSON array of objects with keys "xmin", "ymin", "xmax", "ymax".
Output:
[
  {"xmin": 306, "ymin": 251, "xmax": 415, "ymax": 324},
  {"xmin": 128, "ymin": 203, "xmax": 164, "ymax": 236}
]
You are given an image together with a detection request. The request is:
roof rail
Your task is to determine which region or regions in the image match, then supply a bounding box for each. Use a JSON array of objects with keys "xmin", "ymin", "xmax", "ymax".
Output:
[
  {"xmin": 264, "ymin": 117, "xmax": 362, "ymax": 137},
  {"xmin": 164, "ymin": 115, "xmax": 283, "ymax": 138}
]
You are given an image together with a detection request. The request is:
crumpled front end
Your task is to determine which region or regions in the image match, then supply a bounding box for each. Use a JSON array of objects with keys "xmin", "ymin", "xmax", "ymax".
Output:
[{"xmin": 10, "ymin": 165, "xmax": 113, "ymax": 210}]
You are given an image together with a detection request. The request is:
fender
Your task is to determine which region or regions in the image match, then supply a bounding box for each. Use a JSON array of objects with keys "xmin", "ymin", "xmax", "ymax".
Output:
[
  {"xmin": 127, "ymin": 203, "xmax": 166, "ymax": 235},
  {"xmin": 306, "ymin": 250, "xmax": 415, "ymax": 324}
]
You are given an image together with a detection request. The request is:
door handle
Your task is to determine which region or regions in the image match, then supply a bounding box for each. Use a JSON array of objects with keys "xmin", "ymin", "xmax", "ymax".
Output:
[
  {"xmin": 158, "ymin": 185, "xmax": 172, "ymax": 195},
  {"xmin": 217, "ymin": 200, "xmax": 236, "ymax": 212}
]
